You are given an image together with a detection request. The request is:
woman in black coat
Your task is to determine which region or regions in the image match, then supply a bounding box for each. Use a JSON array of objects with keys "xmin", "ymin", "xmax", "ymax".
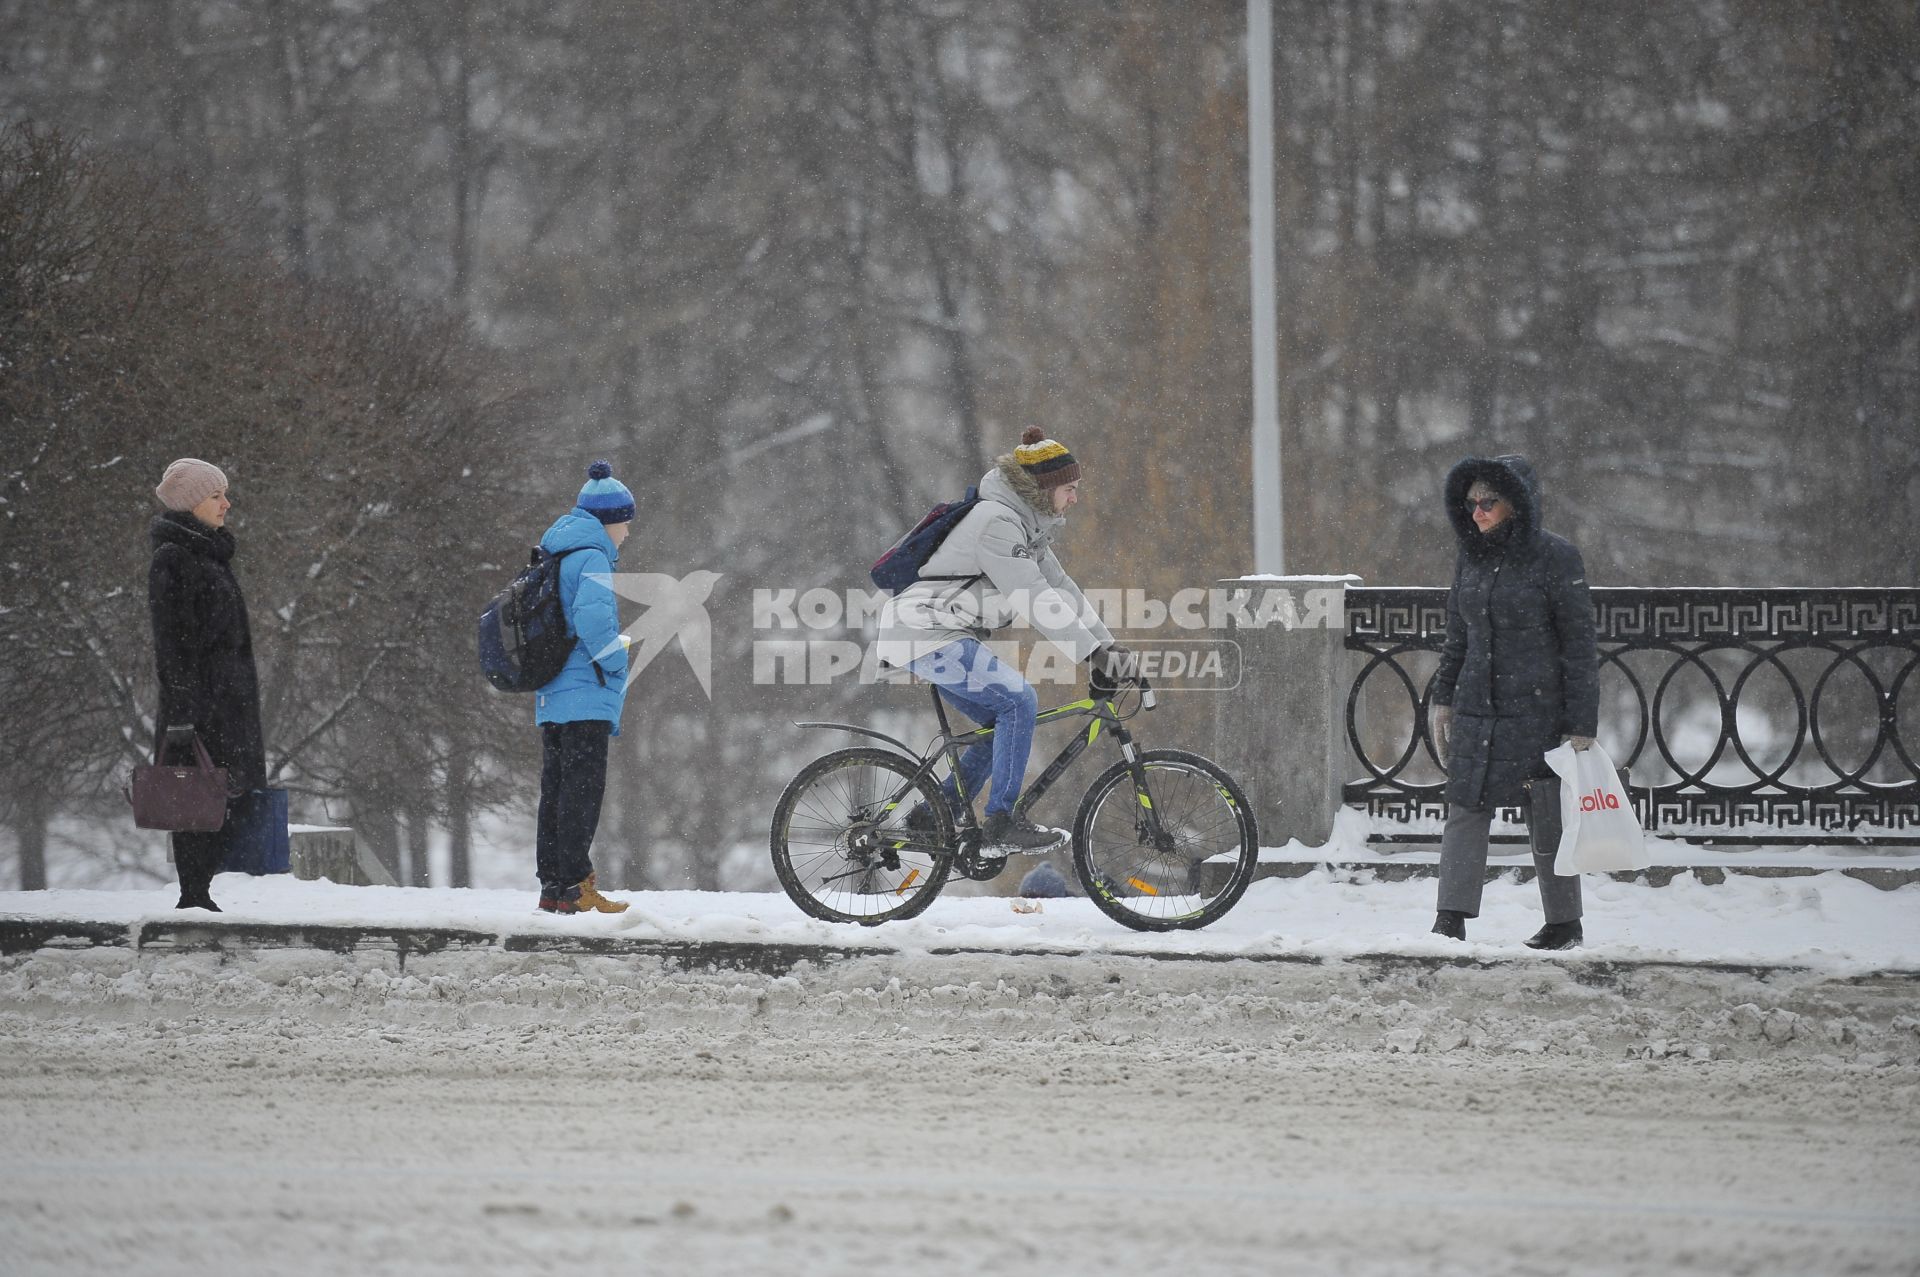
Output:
[
  {"xmin": 148, "ymin": 458, "xmax": 266, "ymax": 911},
  {"xmin": 1428, "ymin": 455, "xmax": 1599, "ymax": 949}
]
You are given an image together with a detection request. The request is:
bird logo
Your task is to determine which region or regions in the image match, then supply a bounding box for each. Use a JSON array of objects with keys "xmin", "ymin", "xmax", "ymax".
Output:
[{"xmin": 590, "ymin": 570, "xmax": 724, "ymax": 698}]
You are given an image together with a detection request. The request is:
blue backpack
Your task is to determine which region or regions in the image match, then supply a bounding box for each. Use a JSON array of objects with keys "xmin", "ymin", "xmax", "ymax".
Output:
[
  {"xmin": 477, "ymin": 545, "xmax": 596, "ymax": 692},
  {"xmin": 870, "ymin": 487, "xmax": 983, "ymax": 594}
]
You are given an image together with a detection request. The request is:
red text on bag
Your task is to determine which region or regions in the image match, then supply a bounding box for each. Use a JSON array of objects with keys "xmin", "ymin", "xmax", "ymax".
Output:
[{"xmin": 1579, "ymin": 788, "xmax": 1621, "ymax": 812}]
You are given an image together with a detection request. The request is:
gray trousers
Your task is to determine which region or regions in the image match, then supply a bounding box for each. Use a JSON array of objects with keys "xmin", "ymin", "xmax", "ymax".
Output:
[{"xmin": 1437, "ymin": 804, "xmax": 1582, "ymax": 924}]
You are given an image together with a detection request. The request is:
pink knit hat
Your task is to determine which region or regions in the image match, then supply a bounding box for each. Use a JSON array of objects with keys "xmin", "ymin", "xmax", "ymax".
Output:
[{"xmin": 154, "ymin": 458, "xmax": 228, "ymax": 512}]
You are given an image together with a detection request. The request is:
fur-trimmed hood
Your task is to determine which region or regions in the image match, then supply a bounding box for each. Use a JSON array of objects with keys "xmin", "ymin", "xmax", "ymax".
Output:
[
  {"xmin": 987, "ymin": 455, "xmax": 1061, "ymax": 519},
  {"xmin": 1444, "ymin": 454, "xmax": 1541, "ymax": 560},
  {"xmin": 979, "ymin": 457, "xmax": 1064, "ymax": 539}
]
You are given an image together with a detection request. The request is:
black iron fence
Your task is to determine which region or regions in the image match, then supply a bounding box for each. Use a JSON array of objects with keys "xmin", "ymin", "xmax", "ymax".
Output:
[{"xmin": 1344, "ymin": 587, "xmax": 1920, "ymax": 845}]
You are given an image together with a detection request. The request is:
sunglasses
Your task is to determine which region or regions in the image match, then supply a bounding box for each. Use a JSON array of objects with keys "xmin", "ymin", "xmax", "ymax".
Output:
[{"xmin": 1465, "ymin": 496, "xmax": 1504, "ymax": 513}]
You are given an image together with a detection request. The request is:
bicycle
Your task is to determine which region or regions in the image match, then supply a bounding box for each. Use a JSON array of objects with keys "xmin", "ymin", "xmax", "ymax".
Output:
[{"xmin": 769, "ymin": 672, "xmax": 1261, "ymax": 932}]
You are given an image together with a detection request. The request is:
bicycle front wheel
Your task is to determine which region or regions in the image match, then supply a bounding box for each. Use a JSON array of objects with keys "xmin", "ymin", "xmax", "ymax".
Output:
[
  {"xmin": 770, "ymin": 747, "xmax": 953, "ymax": 925},
  {"xmin": 1072, "ymin": 749, "xmax": 1260, "ymax": 932}
]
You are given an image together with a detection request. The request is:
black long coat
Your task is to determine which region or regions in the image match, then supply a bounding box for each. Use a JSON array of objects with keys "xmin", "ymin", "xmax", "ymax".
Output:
[
  {"xmin": 1431, "ymin": 455, "xmax": 1599, "ymax": 811},
  {"xmin": 148, "ymin": 511, "xmax": 267, "ymax": 792}
]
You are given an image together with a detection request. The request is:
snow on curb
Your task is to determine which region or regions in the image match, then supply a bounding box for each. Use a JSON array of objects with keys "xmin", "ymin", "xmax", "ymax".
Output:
[
  {"xmin": 4, "ymin": 934, "xmax": 1916, "ymax": 1070},
  {"xmin": 4, "ymin": 869, "xmax": 1916, "ymax": 1068}
]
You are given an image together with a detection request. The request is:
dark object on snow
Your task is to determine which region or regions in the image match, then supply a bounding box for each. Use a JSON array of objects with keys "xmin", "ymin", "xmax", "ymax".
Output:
[
  {"xmin": 1431, "ymin": 909, "xmax": 1467, "ymax": 941},
  {"xmin": 1018, "ymin": 861, "xmax": 1071, "ymax": 898},
  {"xmin": 1524, "ymin": 920, "xmax": 1584, "ymax": 950}
]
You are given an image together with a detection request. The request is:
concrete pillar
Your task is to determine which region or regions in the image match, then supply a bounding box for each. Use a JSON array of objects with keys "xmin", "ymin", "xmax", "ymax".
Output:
[{"xmin": 1211, "ymin": 574, "xmax": 1361, "ymax": 848}]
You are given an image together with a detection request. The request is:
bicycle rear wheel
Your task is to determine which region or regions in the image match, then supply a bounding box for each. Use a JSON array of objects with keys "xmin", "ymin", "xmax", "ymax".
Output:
[
  {"xmin": 770, "ymin": 747, "xmax": 953, "ymax": 925},
  {"xmin": 1071, "ymin": 748, "xmax": 1259, "ymax": 932}
]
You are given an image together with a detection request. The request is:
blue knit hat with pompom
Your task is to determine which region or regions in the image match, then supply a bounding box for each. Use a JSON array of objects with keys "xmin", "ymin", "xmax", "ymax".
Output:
[
  {"xmin": 576, "ymin": 460, "xmax": 636, "ymax": 525},
  {"xmin": 1018, "ymin": 861, "xmax": 1072, "ymax": 899}
]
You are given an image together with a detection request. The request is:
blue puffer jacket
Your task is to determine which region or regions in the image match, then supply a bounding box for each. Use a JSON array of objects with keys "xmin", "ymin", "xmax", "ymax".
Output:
[{"xmin": 535, "ymin": 509, "xmax": 630, "ymax": 733}]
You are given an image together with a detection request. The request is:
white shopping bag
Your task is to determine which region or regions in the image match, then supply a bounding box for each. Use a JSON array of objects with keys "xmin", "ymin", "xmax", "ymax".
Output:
[{"xmin": 1542, "ymin": 740, "xmax": 1649, "ymax": 875}]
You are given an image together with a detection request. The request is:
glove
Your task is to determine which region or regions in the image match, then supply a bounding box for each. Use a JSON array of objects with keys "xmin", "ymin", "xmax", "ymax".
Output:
[
  {"xmin": 1429, "ymin": 704, "xmax": 1452, "ymax": 755},
  {"xmin": 1088, "ymin": 643, "xmax": 1136, "ymax": 696},
  {"xmin": 1567, "ymin": 735, "xmax": 1594, "ymax": 751}
]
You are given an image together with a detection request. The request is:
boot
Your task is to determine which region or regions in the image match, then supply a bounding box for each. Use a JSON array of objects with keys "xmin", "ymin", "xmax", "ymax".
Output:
[
  {"xmin": 1524, "ymin": 920, "xmax": 1583, "ymax": 950},
  {"xmin": 980, "ymin": 811, "xmax": 1068, "ymax": 857},
  {"xmin": 576, "ymin": 873, "xmax": 629, "ymax": 914},
  {"xmin": 174, "ymin": 842, "xmax": 221, "ymax": 913},
  {"xmin": 538, "ymin": 894, "xmax": 583, "ymax": 914},
  {"xmin": 1431, "ymin": 909, "xmax": 1467, "ymax": 941}
]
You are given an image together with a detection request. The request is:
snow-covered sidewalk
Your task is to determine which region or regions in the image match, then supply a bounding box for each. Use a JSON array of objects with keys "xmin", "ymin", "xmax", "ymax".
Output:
[{"xmin": 3, "ymin": 866, "xmax": 1916, "ymax": 972}]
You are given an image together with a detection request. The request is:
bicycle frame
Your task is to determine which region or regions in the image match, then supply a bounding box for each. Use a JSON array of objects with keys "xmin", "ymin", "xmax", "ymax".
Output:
[
  {"xmin": 924, "ymin": 685, "xmax": 1144, "ymax": 824},
  {"xmin": 829, "ymin": 683, "xmax": 1163, "ymax": 860}
]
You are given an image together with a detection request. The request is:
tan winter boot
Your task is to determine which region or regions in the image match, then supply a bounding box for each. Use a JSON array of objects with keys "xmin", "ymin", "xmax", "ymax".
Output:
[{"xmin": 576, "ymin": 873, "xmax": 629, "ymax": 914}]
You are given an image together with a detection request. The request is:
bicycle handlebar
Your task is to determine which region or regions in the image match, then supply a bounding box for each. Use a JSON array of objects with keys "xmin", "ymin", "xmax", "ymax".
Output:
[{"xmin": 1091, "ymin": 671, "xmax": 1155, "ymax": 711}]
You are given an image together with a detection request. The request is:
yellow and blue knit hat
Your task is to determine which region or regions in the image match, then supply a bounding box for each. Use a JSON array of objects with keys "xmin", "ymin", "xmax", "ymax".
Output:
[
  {"xmin": 1014, "ymin": 426, "xmax": 1080, "ymax": 489},
  {"xmin": 576, "ymin": 460, "xmax": 636, "ymax": 525}
]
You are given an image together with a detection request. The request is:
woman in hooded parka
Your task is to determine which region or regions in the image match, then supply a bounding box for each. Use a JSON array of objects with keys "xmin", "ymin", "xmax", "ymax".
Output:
[{"xmin": 1427, "ymin": 454, "xmax": 1600, "ymax": 950}]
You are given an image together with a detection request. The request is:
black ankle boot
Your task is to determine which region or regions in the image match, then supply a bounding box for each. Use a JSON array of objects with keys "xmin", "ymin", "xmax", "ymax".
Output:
[
  {"xmin": 1524, "ymin": 920, "xmax": 1582, "ymax": 950},
  {"xmin": 1431, "ymin": 909, "xmax": 1467, "ymax": 941}
]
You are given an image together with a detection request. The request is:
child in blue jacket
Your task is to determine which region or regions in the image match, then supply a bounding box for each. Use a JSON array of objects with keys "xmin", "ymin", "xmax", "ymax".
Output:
[{"xmin": 534, "ymin": 461, "xmax": 635, "ymax": 913}]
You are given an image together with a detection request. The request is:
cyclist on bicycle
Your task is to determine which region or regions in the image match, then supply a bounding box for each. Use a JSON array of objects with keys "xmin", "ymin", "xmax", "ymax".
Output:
[{"xmin": 876, "ymin": 427, "xmax": 1133, "ymax": 854}]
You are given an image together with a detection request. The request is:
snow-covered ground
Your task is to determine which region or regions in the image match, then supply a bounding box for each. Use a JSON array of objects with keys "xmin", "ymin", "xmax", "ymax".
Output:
[
  {"xmin": 3, "ymin": 865, "xmax": 1917, "ymax": 971},
  {"xmin": 3, "ymin": 871, "xmax": 1917, "ymax": 1275}
]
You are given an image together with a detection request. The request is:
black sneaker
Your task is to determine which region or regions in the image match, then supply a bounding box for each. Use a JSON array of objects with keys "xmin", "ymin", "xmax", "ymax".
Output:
[
  {"xmin": 980, "ymin": 812, "xmax": 1067, "ymax": 857},
  {"xmin": 1524, "ymin": 920, "xmax": 1583, "ymax": 950},
  {"xmin": 1431, "ymin": 910, "xmax": 1467, "ymax": 941}
]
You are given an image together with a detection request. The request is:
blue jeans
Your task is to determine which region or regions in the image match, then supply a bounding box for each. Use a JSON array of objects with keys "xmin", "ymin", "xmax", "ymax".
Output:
[{"xmin": 907, "ymin": 639, "xmax": 1037, "ymax": 818}]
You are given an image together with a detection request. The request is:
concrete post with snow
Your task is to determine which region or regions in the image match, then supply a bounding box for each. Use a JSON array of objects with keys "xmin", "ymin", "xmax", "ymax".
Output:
[{"xmin": 1212, "ymin": 574, "xmax": 1361, "ymax": 850}]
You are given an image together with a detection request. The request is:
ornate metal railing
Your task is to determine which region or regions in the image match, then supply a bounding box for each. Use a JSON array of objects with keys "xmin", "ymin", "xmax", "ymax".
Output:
[{"xmin": 1344, "ymin": 587, "xmax": 1920, "ymax": 845}]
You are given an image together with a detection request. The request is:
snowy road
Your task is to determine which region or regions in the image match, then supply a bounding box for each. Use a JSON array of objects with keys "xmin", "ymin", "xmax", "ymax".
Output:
[{"xmin": 3, "ymin": 939, "xmax": 1917, "ymax": 1276}]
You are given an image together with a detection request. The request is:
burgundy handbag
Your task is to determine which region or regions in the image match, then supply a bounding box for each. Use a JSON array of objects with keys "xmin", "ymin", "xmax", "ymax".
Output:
[{"xmin": 128, "ymin": 729, "xmax": 231, "ymax": 832}]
